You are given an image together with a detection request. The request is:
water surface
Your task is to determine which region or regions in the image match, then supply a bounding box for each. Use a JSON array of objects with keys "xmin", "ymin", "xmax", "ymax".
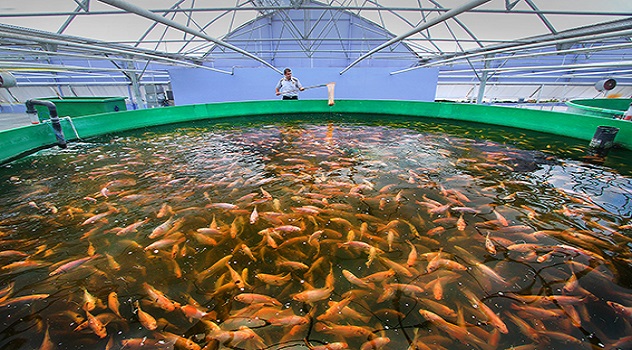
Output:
[{"xmin": 0, "ymin": 114, "xmax": 631, "ymax": 350}]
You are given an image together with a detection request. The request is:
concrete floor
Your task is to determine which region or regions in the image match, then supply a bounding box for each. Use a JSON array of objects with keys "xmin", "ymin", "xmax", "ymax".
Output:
[{"xmin": 0, "ymin": 113, "xmax": 35, "ymax": 131}]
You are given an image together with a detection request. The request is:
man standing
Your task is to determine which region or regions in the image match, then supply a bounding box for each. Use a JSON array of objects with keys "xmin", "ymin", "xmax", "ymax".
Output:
[{"xmin": 275, "ymin": 68, "xmax": 304, "ymax": 100}]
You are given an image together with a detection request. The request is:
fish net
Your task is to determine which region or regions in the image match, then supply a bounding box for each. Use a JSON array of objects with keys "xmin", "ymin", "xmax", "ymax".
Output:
[{"xmin": 327, "ymin": 82, "xmax": 336, "ymax": 106}]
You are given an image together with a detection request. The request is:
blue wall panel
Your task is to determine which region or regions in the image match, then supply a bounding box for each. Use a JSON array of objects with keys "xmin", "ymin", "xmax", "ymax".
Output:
[{"xmin": 169, "ymin": 67, "xmax": 439, "ymax": 105}]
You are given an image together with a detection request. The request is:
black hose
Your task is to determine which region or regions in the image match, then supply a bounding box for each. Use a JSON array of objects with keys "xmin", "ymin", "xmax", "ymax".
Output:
[{"xmin": 25, "ymin": 99, "xmax": 67, "ymax": 149}]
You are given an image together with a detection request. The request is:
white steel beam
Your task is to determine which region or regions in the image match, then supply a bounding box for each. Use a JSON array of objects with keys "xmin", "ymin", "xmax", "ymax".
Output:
[
  {"xmin": 97, "ymin": 0, "xmax": 282, "ymax": 74},
  {"xmin": 340, "ymin": 0, "xmax": 492, "ymax": 74}
]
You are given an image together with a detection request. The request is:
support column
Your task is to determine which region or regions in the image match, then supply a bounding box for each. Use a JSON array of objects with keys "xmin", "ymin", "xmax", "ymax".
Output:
[
  {"xmin": 125, "ymin": 60, "xmax": 145, "ymax": 110},
  {"xmin": 476, "ymin": 55, "xmax": 491, "ymax": 104},
  {"xmin": 476, "ymin": 71, "xmax": 488, "ymax": 104}
]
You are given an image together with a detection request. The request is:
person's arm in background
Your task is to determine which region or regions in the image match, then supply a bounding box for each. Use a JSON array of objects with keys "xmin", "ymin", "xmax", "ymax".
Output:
[{"xmin": 275, "ymin": 79, "xmax": 282, "ymax": 96}]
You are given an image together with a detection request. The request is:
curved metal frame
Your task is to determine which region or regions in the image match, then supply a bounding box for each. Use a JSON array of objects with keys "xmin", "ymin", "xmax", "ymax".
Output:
[{"xmin": 0, "ymin": 0, "xmax": 630, "ymax": 101}]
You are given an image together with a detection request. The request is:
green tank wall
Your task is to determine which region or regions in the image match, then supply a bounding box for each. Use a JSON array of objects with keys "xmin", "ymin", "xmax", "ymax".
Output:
[
  {"xmin": 1, "ymin": 100, "xmax": 631, "ymax": 164},
  {"xmin": 33, "ymin": 96, "xmax": 128, "ymax": 121}
]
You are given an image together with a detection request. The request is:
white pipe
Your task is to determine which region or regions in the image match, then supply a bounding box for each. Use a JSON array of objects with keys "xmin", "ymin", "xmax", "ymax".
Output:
[
  {"xmin": 13, "ymin": 81, "xmax": 170, "ymax": 86},
  {"xmin": 0, "ymin": 31, "xmax": 231, "ymax": 74},
  {"xmin": 0, "ymin": 61, "xmax": 167, "ymax": 74},
  {"xmin": 421, "ymin": 42, "xmax": 632, "ymax": 69},
  {"xmin": 392, "ymin": 27, "xmax": 632, "ymax": 74},
  {"xmin": 475, "ymin": 42, "xmax": 632, "ymax": 63},
  {"xmin": 97, "ymin": 0, "xmax": 282, "ymax": 74},
  {"xmin": 2, "ymin": 46, "xmax": 170, "ymax": 65},
  {"xmin": 434, "ymin": 60, "xmax": 632, "ymax": 75},
  {"xmin": 436, "ymin": 81, "xmax": 632, "ymax": 86},
  {"xmin": 340, "ymin": 0, "xmax": 492, "ymax": 75},
  {"xmin": 479, "ymin": 60, "xmax": 632, "ymax": 74}
]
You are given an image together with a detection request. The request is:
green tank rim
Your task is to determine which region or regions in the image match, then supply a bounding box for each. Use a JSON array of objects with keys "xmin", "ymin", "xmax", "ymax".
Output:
[{"xmin": 1, "ymin": 99, "xmax": 630, "ymax": 165}]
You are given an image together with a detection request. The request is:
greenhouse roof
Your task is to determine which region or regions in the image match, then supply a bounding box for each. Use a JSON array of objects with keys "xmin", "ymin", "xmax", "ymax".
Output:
[{"xmin": 1, "ymin": 0, "xmax": 631, "ymax": 100}]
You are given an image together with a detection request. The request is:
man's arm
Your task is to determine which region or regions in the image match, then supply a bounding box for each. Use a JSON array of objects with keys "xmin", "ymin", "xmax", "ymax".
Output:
[{"xmin": 275, "ymin": 80, "xmax": 281, "ymax": 95}]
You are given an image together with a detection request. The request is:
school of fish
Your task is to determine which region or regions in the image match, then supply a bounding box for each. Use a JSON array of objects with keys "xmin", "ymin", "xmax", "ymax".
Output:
[{"xmin": 0, "ymin": 118, "xmax": 631, "ymax": 350}]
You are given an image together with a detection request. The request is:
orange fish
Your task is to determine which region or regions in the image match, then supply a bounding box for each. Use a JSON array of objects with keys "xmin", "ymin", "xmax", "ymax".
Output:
[
  {"xmin": 420, "ymin": 298, "xmax": 457, "ymax": 319},
  {"xmin": 456, "ymin": 214, "xmax": 466, "ymax": 231},
  {"xmin": 388, "ymin": 283, "xmax": 425, "ymax": 297},
  {"xmin": 108, "ymin": 291, "xmax": 122, "ymax": 317},
  {"xmin": 427, "ymin": 226, "xmax": 446, "ymax": 236},
  {"xmin": 149, "ymin": 217, "xmax": 176, "ymax": 239},
  {"xmin": 197, "ymin": 255, "xmax": 233, "ymax": 283},
  {"xmin": 157, "ymin": 203, "xmax": 174, "ymax": 218},
  {"xmin": 317, "ymin": 296, "xmax": 354, "ymax": 322},
  {"xmin": 255, "ymin": 273, "xmax": 291, "ymax": 286},
  {"xmin": 134, "ymin": 300, "xmax": 157, "ymax": 330},
  {"xmin": 563, "ymin": 271, "xmax": 579, "ymax": 293},
  {"xmin": 362, "ymin": 269, "xmax": 395, "ymax": 284},
  {"xmin": 82, "ymin": 287, "xmax": 99, "ymax": 311},
  {"xmin": 206, "ymin": 202, "xmax": 239, "ymax": 210},
  {"xmin": 0, "ymin": 293, "xmax": 49, "ymax": 308},
  {"xmin": 607, "ymin": 301, "xmax": 632, "ymax": 319},
  {"xmin": 311, "ymin": 342, "xmax": 348, "ymax": 350},
  {"xmin": 463, "ymin": 290, "xmax": 508, "ymax": 334},
  {"xmin": 360, "ymin": 337, "xmax": 390, "ymax": 350},
  {"xmin": 159, "ymin": 332, "xmax": 202, "ymax": 350},
  {"xmin": 180, "ymin": 304, "xmax": 210, "ymax": 320},
  {"xmin": 239, "ymin": 244, "xmax": 257, "ymax": 261},
  {"xmin": 379, "ymin": 256, "xmax": 413, "ymax": 277},
  {"xmin": 493, "ymin": 209, "xmax": 509, "ymax": 227},
  {"xmin": 315, "ymin": 322, "xmax": 373, "ymax": 338},
  {"xmin": 105, "ymin": 253, "xmax": 120, "ymax": 271},
  {"xmin": 144, "ymin": 236, "xmax": 185, "ymax": 251},
  {"xmin": 292, "ymin": 287, "xmax": 333, "ymax": 303},
  {"xmin": 432, "ymin": 276, "xmax": 444, "ymax": 300},
  {"xmin": 0, "ymin": 282, "xmax": 15, "ymax": 303},
  {"xmin": 226, "ymin": 263, "xmax": 246, "ymax": 289},
  {"xmin": 207, "ymin": 326, "xmax": 263, "ymax": 346},
  {"xmin": 485, "ymin": 232, "xmax": 496, "ymax": 255},
  {"xmin": 192, "ymin": 233, "xmax": 218, "ymax": 246},
  {"xmin": 143, "ymin": 283, "xmax": 180, "ymax": 312},
  {"xmin": 117, "ymin": 218, "xmax": 150, "ymax": 236},
  {"xmin": 40, "ymin": 326, "xmax": 54, "ymax": 350},
  {"xmin": 86, "ymin": 310, "xmax": 107, "ymax": 338},
  {"xmin": 50, "ymin": 255, "xmax": 99, "ymax": 276},
  {"xmin": 418, "ymin": 310, "xmax": 471, "ymax": 343},
  {"xmin": 234, "ymin": 293, "xmax": 281, "ymax": 306},
  {"xmin": 269, "ymin": 314, "xmax": 310, "ymax": 327},
  {"xmin": 81, "ymin": 209, "xmax": 115, "ymax": 226},
  {"xmin": 406, "ymin": 240, "xmax": 418, "ymax": 267},
  {"xmin": 249, "ymin": 206, "xmax": 259, "ymax": 224},
  {"xmin": 342, "ymin": 270, "xmax": 374, "ymax": 289},
  {"xmin": 504, "ymin": 311, "xmax": 541, "ymax": 343}
]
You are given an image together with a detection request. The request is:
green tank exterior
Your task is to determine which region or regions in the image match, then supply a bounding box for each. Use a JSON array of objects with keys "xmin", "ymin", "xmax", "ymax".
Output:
[
  {"xmin": 33, "ymin": 96, "xmax": 128, "ymax": 122},
  {"xmin": 566, "ymin": 98, "xmax": 632, "ymax": 119},
  {"xmin": 1, "ymin": 100, "xmax": 631, "ymax": 164}
]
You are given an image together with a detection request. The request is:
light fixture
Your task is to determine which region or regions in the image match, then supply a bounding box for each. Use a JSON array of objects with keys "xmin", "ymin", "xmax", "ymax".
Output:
[
  {"xmin": 0, "ymin": 71, "xmax": 17, "ymax": 88},
  {"xmin": 594, "ymin": 78, "xmax": 616, "ymax": 92}
]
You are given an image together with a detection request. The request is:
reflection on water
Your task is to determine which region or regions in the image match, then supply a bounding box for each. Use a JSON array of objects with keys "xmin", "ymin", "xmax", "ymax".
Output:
[{"xmin": 0, "ymin": 115, "xmax": 631, "ymax": 350}]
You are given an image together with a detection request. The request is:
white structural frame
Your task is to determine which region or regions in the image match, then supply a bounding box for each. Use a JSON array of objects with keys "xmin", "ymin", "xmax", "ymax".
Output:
[{"xmin": 0, "ymin": 0, "xmax": 630, "ymax": 103}]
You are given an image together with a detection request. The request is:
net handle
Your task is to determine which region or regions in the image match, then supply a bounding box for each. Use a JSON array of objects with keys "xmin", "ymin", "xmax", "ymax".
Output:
[
  {"xmin": 281, "ymin": 82, "xmax": 335, "ymax": 105},
  {"xmin": 327, "ymin": 82, "xmax": 335, "ymax": 106}
]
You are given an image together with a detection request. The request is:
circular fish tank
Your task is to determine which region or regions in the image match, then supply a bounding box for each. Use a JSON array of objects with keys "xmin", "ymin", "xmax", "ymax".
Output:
[{"xmin": 0, "ymin": 100, "xmax": 631, "ymax": 350}]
